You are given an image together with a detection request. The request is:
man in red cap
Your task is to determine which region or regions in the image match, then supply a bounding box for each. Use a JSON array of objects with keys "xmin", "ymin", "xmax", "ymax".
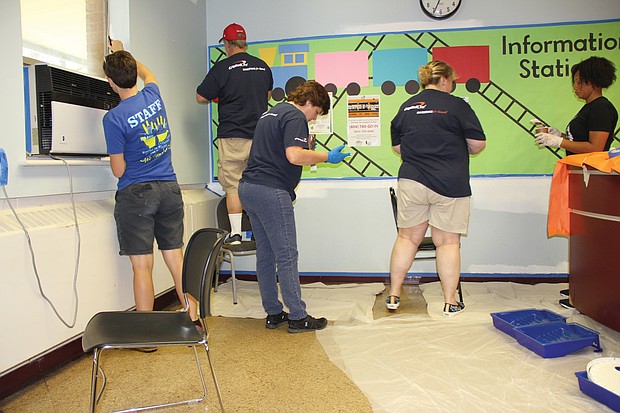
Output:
[{"xmin": 196, "ymin": 23, "xmax": 273, "ymax": 245}]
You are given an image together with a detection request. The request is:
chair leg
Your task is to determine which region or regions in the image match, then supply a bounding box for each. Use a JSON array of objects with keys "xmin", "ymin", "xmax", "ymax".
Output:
[
  {"xmin": 457, "ymin": 281, "xmax": 464, "ymax": 303},
  {"xmin": 214, "ymin": 253, "xmax": 222, "ymax": 292},
  {"xmin": 89, "ymin": 348, "xmax": 101, "ymax": 413},
  {"xmin": 203, "ymin": 343, "xmax": 225, "ymax": 412},
  {"xmin": 230, "ymin": 257, "xmax": 238, "ymax": 305},
  {"xmin": 190, "ymin": 346, "xmax": 208, "ymax": 402}
]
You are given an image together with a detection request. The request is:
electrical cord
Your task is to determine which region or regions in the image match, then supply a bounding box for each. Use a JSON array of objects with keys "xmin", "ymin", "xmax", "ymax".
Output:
[{"xmin": 0, "ymin": 155, "xmax": 81, "ymax": 328}]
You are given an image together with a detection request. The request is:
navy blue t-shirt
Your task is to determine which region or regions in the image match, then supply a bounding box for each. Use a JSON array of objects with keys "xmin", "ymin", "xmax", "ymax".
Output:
[
  {"xmin": 196, "ymin": 52, "xmax": 273, "ymax": 139},
  {"xmin": 391, "ymin": 89, "xmax": 485, "ymax": 197},
  {"xmin": 565, "ymin": 96, "xmax": 618, "ymax": 156},
  {"xmin": 241, "ymin": 103, "xmax": 309, "ymax": 200}
]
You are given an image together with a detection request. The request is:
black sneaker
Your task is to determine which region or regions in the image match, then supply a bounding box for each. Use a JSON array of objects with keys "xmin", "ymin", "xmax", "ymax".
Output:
[
  {"xmin": 265, "ymin": 311, "xmax": 289, "ymax": 329},
  {"xmin": 559, "ymin": 298, "xmax": 574, "ymax": 309},
  {"xmin": 559, "ymin": 289, "xmax": 569, "ymax": 297},
  {"xmin": 287, "ymin": 315, "xmax": 327, "ymax": 333},
  {"xmin": 225, "ymin": 233, "xmax": 242, "ymax": 245},
  {"xmin": 443, "ymin": 301, "xmax": 465, "ymax": 317}
]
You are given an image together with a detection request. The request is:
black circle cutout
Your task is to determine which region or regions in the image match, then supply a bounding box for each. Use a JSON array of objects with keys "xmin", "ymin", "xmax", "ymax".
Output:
[
  {"xmin": 346, "ymin": 82, "xmax": 361, "ymax": 96},
  {"xmin": 324, "ymin": 83, "xmax": 338, "ymax": 95},
  {"xmin": 285, "ymin": 76, "xmax": 306, "ymax": 95},
  {"xmin": 271, "ymin": 87, "xmax": 285, "ymax": 102},
  {"xmin": 381, "ymin": 81, "xmax": 396, "ymax": 95},
  {"xmin": 465, "ymin": 78, "xmax": 481, "ymax": 93},
  {"xmin": 405, "ymin": 80, "xmax": 420, "ymax": 95}
]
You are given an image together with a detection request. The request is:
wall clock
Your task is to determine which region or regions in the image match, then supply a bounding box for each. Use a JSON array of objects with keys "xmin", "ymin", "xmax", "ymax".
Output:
[{"xmin": 420, "ymin": 0, "xmax": 462, "ymax": 20}]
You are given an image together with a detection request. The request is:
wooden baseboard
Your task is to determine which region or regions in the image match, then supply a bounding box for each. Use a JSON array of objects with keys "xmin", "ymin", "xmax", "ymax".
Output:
[{"xmin": 0, "ymin": 290, "xmax": 178, "ymax": 401}]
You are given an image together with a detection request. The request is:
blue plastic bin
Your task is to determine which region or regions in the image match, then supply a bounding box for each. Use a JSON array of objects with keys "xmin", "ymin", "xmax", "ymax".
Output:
[
  {"xmin": 575, "ymin": 371, "xmax": 620, "ymax": 412},
  {"xmin": 490, "ymin": 309, "xmax": 566, "ymax": 338},
  {"xmin": 513, "ymin": 322, "xmax": 601, "ymax": 358}
]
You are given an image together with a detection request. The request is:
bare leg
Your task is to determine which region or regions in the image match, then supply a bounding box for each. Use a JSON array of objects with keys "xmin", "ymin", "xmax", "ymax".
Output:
[
  {"xmin": 129, "ymin": 254, "xmax": 155, "ymax": 311},
  {"xmin": 226, "ymin": 192, "xmax": 243, "ymax": 214},
  {"xmin": 162, "ymin": 248, "xmax": 198, "ymax": 320},
  {"xmin": 389, "ymin": 221, "xmax": 428, "ymax": 297},
  {"xmin": 431, "ymin": 227, "xmax": 461, "ymax": 305}
]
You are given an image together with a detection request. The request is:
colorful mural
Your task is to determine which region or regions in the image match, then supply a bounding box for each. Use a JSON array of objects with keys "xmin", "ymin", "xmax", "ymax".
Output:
[{"xmin": 208, "ymin": 19, "xmax": 620, "ymax": 179}]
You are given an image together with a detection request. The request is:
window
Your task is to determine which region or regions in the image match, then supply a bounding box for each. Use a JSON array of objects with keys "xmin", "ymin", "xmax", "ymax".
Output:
[{"xmin": 21, "ymin": 0, "xmax": 107, "ymax": 77}]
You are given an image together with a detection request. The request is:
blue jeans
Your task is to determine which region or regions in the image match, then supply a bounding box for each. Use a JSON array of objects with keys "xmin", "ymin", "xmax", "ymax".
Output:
[{"xmin": 238, "ymin": 181, "xmax": 307, "ymax": 320}]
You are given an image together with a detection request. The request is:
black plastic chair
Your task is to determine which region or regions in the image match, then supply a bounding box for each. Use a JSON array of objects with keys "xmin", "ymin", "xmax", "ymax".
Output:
[
  {"xmin": 389, "ymin": 187, "xmax": 463, "ymax": 302},
  {"xmin": 82, "ymin": 228, "xmax": 228, "ymax": 413},
  {"xmin": 215, "ymin": 196, "xmax": 257, "ymax": 304}
]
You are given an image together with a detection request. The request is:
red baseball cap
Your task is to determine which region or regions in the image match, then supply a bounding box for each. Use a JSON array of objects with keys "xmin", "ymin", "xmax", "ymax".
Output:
[{"xmin": 220, "ymin": 23, "xmax": 247, "ymax": 42}]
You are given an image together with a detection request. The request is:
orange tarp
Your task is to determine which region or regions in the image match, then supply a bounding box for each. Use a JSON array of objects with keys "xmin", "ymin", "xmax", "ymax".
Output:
[{"xmin": 547, "ymin": 152, "xmax": 620, "ymax": 237}]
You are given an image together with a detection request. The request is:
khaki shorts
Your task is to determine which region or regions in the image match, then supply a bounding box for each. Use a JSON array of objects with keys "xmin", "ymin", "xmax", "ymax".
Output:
[
  {"xmin": 217, "ymin": 138, "xmax": 252, "ymax": 194},
  {"xmin": 397, "ymin": 178, "xmax": 470, "ymax": 235}
]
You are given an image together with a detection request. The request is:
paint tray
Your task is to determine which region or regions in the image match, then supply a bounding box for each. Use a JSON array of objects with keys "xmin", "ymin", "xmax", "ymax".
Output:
[
  {"xmin": 513, "ymin": 322, "xmax": 601, "ymax": 358},
  {"xmin": 575, "ymin": 371, "xmax": 620, "ymax": 412},
  {"xmin": 490, "ymin": 308, "xmax": 566, "ymax": 338}
]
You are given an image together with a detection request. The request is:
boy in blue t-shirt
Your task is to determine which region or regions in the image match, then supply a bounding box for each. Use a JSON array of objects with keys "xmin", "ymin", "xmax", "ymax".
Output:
[{"xmin": 103, "ymin": 40, "xmax": 198, "ymax": 327}]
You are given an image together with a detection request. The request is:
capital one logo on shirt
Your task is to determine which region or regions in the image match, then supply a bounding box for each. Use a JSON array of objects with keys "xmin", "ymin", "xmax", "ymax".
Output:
[
  {"xmin": 404, "ymin": 102, "xmax": 426, "ymax": 111},
  {"xmin": 229, "ymin": 60, "xmax": 248, "ymax": 70}
]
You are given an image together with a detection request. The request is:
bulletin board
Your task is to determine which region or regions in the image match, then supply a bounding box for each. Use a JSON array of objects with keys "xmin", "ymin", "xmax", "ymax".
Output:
[{"xmin": 208, "ymin": 19, "xmax": 620, "ymax": 179}]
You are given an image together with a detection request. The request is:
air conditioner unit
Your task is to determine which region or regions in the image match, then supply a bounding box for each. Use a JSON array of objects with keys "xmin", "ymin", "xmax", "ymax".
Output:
[{"xmin": 24, "ymin": 64, "xmax": 120, "ymax": 156}]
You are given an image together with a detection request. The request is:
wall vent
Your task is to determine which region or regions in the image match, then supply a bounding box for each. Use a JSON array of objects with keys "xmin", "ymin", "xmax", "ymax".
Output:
[{"xmin": 0, "ymin": 202, "xmax": 111, "ymax": 234}]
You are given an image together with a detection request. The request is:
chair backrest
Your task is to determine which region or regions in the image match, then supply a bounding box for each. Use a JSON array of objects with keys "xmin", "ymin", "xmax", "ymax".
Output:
[
  {"xmin": 389, "ymin": 187, "xmax": 398, "ymax": 228},
  {"xmin": 182, "ymin": 228, "xmax": 227, "ymax": 318},
  {"xmin": 215, "ymin": 196, "xmax": 253, "ymax": 232}
]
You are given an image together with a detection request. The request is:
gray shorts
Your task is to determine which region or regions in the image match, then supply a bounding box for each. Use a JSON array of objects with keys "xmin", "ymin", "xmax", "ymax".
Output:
[
  {"xmin": 114, "ymin": 181, "xmax": 184, "ymax": 256},
  {"xmin": 217, "ymin": 137, "xmax": 252, "ymax": 194},
  {"xmin": 397, "ymin": 178, "xmax": 470, "ymax": 235}
]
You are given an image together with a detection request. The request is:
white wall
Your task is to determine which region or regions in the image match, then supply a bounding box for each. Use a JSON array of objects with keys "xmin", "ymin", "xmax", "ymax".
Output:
[
  {"xmin": 0, "ymin": 190, "xmax": 218, "ymax": 374},
  {"xmin": 204, "ymin": 0, "xmax": 620, "ymax": 43}
]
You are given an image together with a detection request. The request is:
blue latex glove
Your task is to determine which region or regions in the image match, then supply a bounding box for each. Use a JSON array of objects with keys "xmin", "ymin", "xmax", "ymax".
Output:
[{"xmin": 326, "ymin": 144, "xmax": 351, "ymax": 164}]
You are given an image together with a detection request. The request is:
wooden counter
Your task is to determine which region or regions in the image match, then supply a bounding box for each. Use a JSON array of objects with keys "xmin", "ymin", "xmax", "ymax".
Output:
[{"xmin": 568, "ymin": 167, "xmax": 620, "ymax": 332}]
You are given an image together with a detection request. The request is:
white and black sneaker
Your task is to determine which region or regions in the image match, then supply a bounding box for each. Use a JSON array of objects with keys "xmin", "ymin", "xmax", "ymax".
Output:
[
  {"xmin": 287, "ymin": 315, "xmax": 327, "ymax": 333},
  {"xmin": 225, "ymin": 233, "xmax": 242, "ymax": 245},
  {"xmin": 443, "ymin": 301, "xmax": 465, "ymax": 317},
  {"xmin": 386, "ymin": 295, "xmax": 400, "ymax": 310}
]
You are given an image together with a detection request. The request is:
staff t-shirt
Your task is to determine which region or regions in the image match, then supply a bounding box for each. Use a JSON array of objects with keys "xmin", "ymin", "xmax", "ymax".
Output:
[{"xmin": 103, "ymin": 83, "xmax": 176, "ymax": 190}]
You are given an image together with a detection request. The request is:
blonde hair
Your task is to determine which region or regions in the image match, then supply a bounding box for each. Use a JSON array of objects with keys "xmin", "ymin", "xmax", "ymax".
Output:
[{"xmin": 418, "ymin": 60, "xmax": 458, "ymax": 88}]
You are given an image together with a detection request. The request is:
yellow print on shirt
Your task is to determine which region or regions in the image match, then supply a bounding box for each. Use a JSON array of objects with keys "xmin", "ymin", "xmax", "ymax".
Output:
[{"xmin": 140, "ymin": 116, "xmax": 169, "ymax": 149}]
